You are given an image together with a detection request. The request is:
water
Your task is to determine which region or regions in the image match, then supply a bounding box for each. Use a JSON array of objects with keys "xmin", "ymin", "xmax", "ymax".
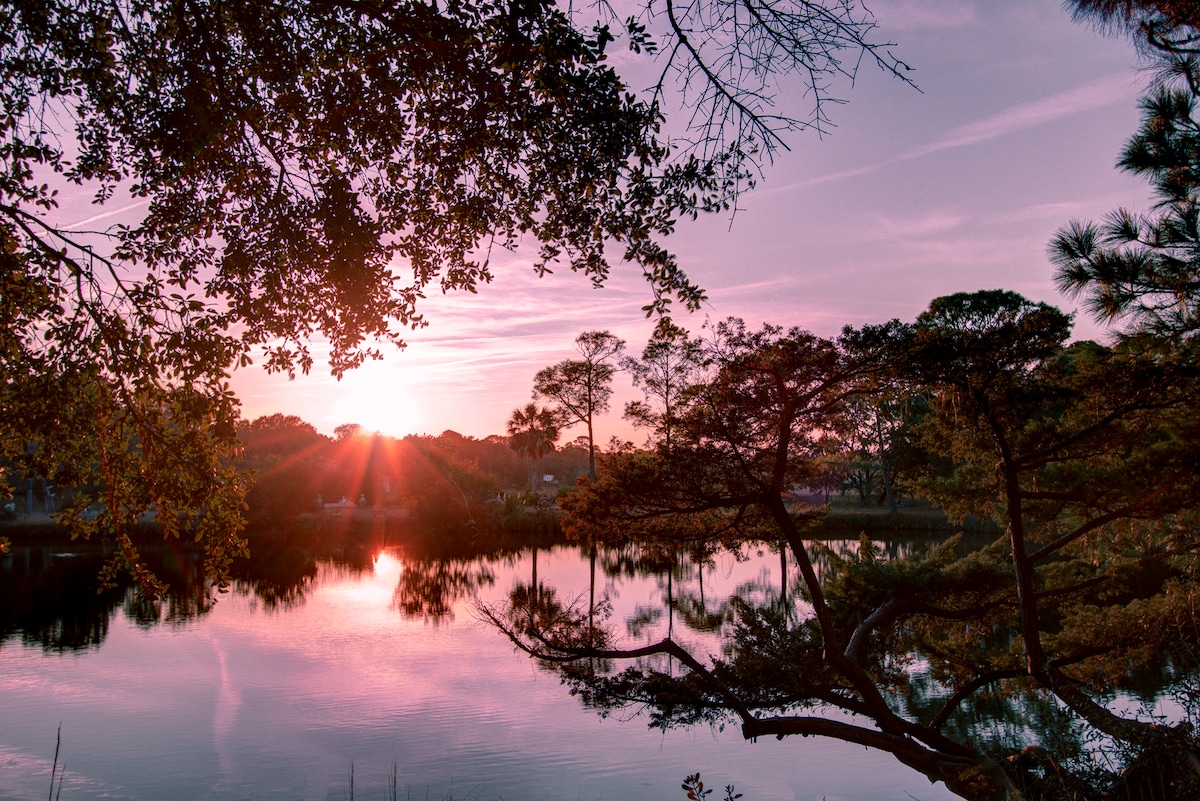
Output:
[{"xmin": 0, "ymin": 538, "xmax": 957, "ymax": 801}]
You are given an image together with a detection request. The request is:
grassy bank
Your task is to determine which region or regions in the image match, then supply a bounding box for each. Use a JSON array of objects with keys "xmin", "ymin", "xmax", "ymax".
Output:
[{"xmin": 815, "ymin": 503, "xmax": 998, "ymax": 538}]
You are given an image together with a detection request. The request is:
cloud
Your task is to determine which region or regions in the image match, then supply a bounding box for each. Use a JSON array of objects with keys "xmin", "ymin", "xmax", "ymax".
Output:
[
  {"xmin": 869, "ymin": 211, "xmax": 968, "ymax": 239},
  {"xmin": 990, "ymin": 193, "xmax": 1149, "ymax": 225},
  {"xmin": 69, "ymin": 199, "xmax": 149, "ymax": 228},
  {"xmin": 772, "ymin": 72, "xmax": 1140, "ymax": 193},
  {"xmin": 903, "ymin": 72, "xmax": 1139, "ymax": 160},
  {"xmin": 767, "ymin": 162, "xmax": 881, "ymax": 191},
  {"xmin": 700, "ymin": 276, "xmax": 793, "ymax": 295},
  {"xmin": 399, "ymin": 265, "xmax": 656, "ymax": 351}
]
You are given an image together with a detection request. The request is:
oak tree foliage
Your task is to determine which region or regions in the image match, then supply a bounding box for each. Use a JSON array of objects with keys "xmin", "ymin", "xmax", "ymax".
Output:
[{"xmin": 0, "ymin": 0, "xmax": 910, "ymax": 585}]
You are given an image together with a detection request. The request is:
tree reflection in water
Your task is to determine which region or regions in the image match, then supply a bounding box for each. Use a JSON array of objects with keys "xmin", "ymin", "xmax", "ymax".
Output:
[
  {"xmin": 481, "ymin": 535, "xmax": 1200, "ymax": 800},
  {"xmin": 0, "ymin": 521, "xmax": 547, "ymax": 646},
  {"xmin": 1, "ymin": 544, "xmax": 215, "ymax": 651},
  {"xmin": 13, "ymin": 523, "xmax": 1198, "ymax": 798},
  {"xmin": 394, "ymin": 558, "xmax": 495, "ymax": 623}
]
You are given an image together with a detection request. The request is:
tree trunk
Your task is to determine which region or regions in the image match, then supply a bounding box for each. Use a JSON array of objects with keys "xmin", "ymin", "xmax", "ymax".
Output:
[
  {"xmin": 874, "ymin": 412, "xmax": 898, "ymax": 516},
  {"xmin": 586, "ymin": 414, "xmax": 596, "ymax": 482}
]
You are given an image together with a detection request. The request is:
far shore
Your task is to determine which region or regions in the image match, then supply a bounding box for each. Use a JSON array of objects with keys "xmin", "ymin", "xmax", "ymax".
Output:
[{"xmin": 1, "ymin": 498, "xmax": 991, "ymax": 542}]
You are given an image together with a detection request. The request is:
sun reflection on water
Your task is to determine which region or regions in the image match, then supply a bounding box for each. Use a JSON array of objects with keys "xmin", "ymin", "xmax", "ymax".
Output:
[{"xmin": 322, "ymin": 549, "xmax": 403, "ymax": 608}]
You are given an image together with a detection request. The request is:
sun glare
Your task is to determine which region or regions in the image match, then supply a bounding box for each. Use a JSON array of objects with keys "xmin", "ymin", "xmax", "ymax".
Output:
[
  {"xmin": 373, "ymin": 550, "xmax": 402, "ymax": 576},
  {"xmin": 328, "ymin": 369, "xmax": 425, "ymax": 438}
]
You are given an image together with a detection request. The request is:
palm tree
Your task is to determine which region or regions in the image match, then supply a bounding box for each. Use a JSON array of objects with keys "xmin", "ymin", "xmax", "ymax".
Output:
[{"xmin": 506, "ymin": 403, "xmax": 560, "ymax": 495}]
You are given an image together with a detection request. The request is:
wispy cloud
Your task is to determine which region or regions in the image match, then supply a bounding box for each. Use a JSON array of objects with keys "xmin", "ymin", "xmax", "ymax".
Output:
[
  {"xmin": 69, "ymin": 199, "xmax": 149, "ymax": 228},
  {"xmin": 870, "ymin": 211, "xmax": 968, "ymax": 239},
  {"xmin": 904, "ymin": 72, "xmax": 1138, "ymax": 159},
  {"xmin": 768, "ymin": 162, "xmax": 881, "ymax": 191},
  {"xmin": 992, "ymin": 189, "xmax": 1154, "ymax": 225},
  {"xmin": 769, "ymin": 72, "xmax": 1140, "ymax": 193},
  {"xmin": 704, "ymin": 276, "xmax": 795, "ymax": 295}
]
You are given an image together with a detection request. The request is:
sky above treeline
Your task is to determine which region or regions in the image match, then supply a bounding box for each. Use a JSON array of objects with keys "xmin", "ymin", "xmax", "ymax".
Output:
[{"xmin": 231, "ymin": 0, "xmax": 1157, "ymax": 443}]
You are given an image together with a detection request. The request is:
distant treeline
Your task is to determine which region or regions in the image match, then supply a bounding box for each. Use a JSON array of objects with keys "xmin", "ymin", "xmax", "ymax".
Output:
[{"xmin": 236, "ymin": 414, "xmax": 593, "ymax": 530}]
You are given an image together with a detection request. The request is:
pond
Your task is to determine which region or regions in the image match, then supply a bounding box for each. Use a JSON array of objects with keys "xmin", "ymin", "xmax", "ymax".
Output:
[{"xmin": 0, "ymin": 534, "xmax": 958, "ymax": 801}]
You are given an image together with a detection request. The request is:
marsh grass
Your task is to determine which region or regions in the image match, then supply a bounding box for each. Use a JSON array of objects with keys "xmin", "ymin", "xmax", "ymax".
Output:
[
  {"xmin": 344, "ymin": 763, "xmax": 491, "ymax": 801},
  {"xmin": 40, "ymin": 730, "xmax": 738, "ymax": 801}
]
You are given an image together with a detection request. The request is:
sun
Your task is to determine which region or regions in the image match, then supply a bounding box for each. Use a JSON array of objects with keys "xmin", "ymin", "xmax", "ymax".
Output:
[{"xmin": 328, "ymin": 366, "xmax": 426, "ymax": 438}]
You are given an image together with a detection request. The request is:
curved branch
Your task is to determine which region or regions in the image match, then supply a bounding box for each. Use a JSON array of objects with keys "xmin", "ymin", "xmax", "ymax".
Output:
[
  {"xmin": 741, "ymin": 715, "xmax": 981, "ymax": 791},
  {"xmin": 926, "ymin": 644, "xmax": 1117, "ymax": 733},
  {"xmin": 664, "ymin": 0, "xmax": 788, "ymax": 152},
  {"xmin": 845, "ymin": 596, "xmax": 909, "ymax": 664},
  {"xmin": 484, "ymin": 608, "xmax": 759, "ymax": 724}
]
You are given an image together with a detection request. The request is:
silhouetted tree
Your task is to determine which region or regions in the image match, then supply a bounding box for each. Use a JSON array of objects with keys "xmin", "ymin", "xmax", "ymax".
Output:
[
  {"xmin": 507, "ymin": 403, "xmax": 561, "ymax": 493},
  {"xmin": 621, "ymin": 322, "xmax": 707, "ymax": 449},
  {"xmin": 237, "ymin": 414, "xmax": 331, "ymax": 522},
  {"xmin": 334, "ymin": 423, "xmax": 364, "ymax": 442},
  {"xmin": 488, "ymin": 300, "xmax": 1200, "ymax": 799},
  {"xmin": 0, "ymin": 0, "xmax": 916, "ymax": 587},
  {"xmin": 1068, "ymin": 0, "xmax": 1198, "ymax": 62},
  {"xmin": 534, "ymin": 331, "xmax": 625, "ymax": 481},
  {"xmin": 1053, "ymin": 1, "xmax": 1200, "ymax": 344}
]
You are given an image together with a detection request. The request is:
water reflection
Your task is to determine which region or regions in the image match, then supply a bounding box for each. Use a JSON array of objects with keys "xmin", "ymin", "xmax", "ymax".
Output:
[
  {"xmin": 482, "ymin": 534, "xmax": 1200, "ymax": 800},
  {"xmin": 231, "ymin": 536, "xmax": 379, "ymax": 611},
  {"xmin": 394, "ymin": 558, "xmax": 495, "ymax": 623},
  {"xmin": 0, "ymin": 529, "xmax": 945, "ymax": 653},
  {"xmin": 0, "ymin": 530, "xmax": 994, "ymax": 801},
  {"xmin": 0, "ymin": 545, "xmax": 212, "ymax": 652}
]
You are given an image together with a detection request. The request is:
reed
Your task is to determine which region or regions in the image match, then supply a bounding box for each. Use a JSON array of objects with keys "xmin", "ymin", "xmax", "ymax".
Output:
[
  {"xmin": 346, "ymin": 763, "xmax": 491, "ymax": 801},
  {"xmin": 47, "ymin": 724, "xmax": 64, "ymax": 801}
]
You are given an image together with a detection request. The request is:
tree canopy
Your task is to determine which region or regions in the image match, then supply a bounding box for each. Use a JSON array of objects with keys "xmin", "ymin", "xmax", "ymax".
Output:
[
  {"xmin": 488, "ymin": 295, "xmax": 1200, "ymax": 799},
  {"xmin": 2, "ymin": 0, "xmax": 913, "ymax": 378},
  {"xmin": 620, "ymin": 321, "xmax": 706, "ymax": 449},
  {"xmin": 1052, "ymin": 0, "xmax": 1200, "ymax": 344},
  {"xmin": 533, "ymin": 330, "xmax": 625, "ymax": 481},
  {"xmin": 0, "ymin": 0, "xmax": 913, "ymax": 582}
]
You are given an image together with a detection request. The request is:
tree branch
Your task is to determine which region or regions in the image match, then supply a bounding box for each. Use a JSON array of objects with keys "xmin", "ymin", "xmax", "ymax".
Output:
[{"xmin": 1028, "ymin": 464, "xmax": 1192, "ymax": 562}]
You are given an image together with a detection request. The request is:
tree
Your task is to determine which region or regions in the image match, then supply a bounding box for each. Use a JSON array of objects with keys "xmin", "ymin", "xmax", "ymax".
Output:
[
  {"xmin": 621, "ymin": 322, "xmax": 707, "ymax": 449},
  {"xmin": 557, "ymin": 318, "xmax": 903, "ymax": 549},
  {"xmin": 1051, "ymin": 85, "xmax": 1200, "ymax": 344},
  {"xmin": 393, "ymin": 434, "xmax": 500, "ymax": 531},
  {"xmin": 500, "ymin": 319, "xmax": 1005, "ymax": 791},
  {"xmin": 334, "ymin": 423, "xmax": 364, "ymax": 442},
  {"xmin": 23, "ymin": 377, "xmax": 251, "ymax": 597},
  {"xmin": 488, "ymin": 300, "xmax": 1200, "ymax": 799},
  {"xmin": 0, "ymin": 0, "xmax": 912, "ymax": 588},
  {"xmin": 506, "ymin": 403, "xmax": 561, "ymax": 493},
  {"xmin": 1067, "ymin": 0, "xmax": 1199, "ymax": 62},
  {"xmin": 838, "ymin": 387, "xmax": 912, "ymax": 512},
  {"xmin": 903, "ymin": 291, "xmax": 1200, "ymax": 791},
  {"xmin": 237, "ymin": 414, "xmax": 330, "ymax": 522},
  {"xmin": 533, "ymin": 330, "xmax": 625, "ymax": 481},
  {"xmin": 1052, "ymin": 2, "xmax": 1200, "ymax": 344},
  {"xmin": 540, "ymin": 435, "xmax": 591, "ymax": 486}
]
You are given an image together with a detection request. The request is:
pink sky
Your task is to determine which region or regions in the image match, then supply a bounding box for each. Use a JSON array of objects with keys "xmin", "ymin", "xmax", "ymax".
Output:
[{"xmin": 228, "ymin": 0, "xmax": 1155, "ymax": 443}]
